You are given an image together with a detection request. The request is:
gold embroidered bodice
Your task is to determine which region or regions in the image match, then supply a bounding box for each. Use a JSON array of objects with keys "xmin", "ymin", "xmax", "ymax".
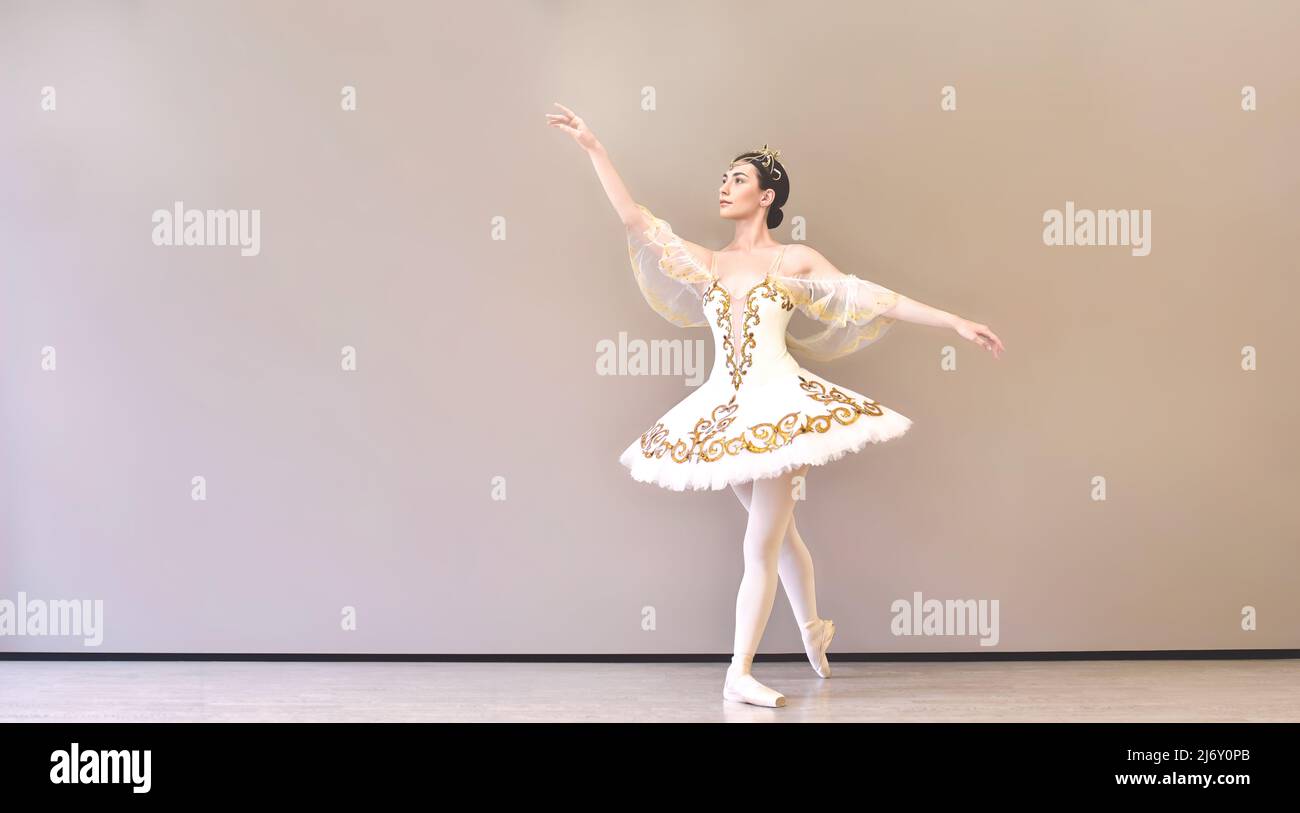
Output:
[{"xmin": 703, "ymin": 245, "xmax": 798, "ymax": 390}]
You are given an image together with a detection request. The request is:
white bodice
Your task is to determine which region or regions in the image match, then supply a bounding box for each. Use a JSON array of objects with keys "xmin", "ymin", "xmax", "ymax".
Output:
[{"xmin": 702, "ymin": 273, "xmax": 801, "ymax": 391}]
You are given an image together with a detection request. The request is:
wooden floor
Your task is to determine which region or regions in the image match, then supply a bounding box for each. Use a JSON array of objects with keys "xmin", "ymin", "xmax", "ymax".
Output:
[{"xmin": 1, "ymin": 659, "xmax": 1296, "ymax": 722}]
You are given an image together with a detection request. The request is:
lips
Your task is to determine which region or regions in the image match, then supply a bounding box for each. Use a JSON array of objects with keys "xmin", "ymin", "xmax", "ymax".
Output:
[{"xmin": 720, "ymin": 201, "xmax": 731, "ymax": 206}]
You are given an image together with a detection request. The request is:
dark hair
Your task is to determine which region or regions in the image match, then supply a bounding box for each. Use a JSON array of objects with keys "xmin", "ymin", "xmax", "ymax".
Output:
[{"xmin": 730, "ymin": 149, "xmax": 790, "ymax": 229}]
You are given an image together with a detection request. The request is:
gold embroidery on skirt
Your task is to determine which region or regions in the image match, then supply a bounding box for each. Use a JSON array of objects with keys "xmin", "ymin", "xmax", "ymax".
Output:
[
  {"xmin": 640, "ymin": 394, "xmax": 740, "ymax": 463},
  {"xmin": 638, "ymin": 375, "xmax": 885, "ymax": 463}
]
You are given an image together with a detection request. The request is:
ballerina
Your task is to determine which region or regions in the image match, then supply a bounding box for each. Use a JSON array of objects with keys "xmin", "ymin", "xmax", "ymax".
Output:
[{"xmin": 547, "ymin": 102, "xmax": 1004, "ymax": 707}]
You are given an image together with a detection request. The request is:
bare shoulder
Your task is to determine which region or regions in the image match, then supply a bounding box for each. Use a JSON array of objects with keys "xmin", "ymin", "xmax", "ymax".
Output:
[{"xmin": 779, "ymin": 243, "xmax": 825, "ymax": 278}]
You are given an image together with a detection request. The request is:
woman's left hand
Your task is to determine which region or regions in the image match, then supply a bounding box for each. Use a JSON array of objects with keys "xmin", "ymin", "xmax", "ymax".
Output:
[{"xmin": 954, "ymin": 318, "xmax": 1004, "ymax": 358}]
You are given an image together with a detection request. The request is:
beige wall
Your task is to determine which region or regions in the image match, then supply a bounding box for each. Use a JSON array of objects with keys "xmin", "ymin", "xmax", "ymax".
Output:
[{"xmin": 1, "ymin": 0, "xmax": 1296, "ymax": 653}]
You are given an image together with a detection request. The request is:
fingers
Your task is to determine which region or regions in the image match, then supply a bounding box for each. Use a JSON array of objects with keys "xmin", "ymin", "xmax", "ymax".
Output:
[
  {"xmin": 971, "ymin": 329, "xmax": 1001, "ymax": 358},
  {"xmin": 545, "ymin": 107, "xmax": 584, "ymax": 135},
  {"xmin": 975, "ymin": 325, "xmax": 1005, "ymax": 357},
  {"xmin": 552, "ymin": 103, "xmax": 585, "ymax": 129},
  {"xmin": 548, "ymin": 103, "xmax": 588, "ymax": 136}
]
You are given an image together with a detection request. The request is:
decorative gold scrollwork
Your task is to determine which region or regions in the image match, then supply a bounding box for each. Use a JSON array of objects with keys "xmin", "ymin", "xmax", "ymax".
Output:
[
  {"xmin": 703, "ymin": 275, "xmax": 794, "ymax": 391},
  {"xmin": 638, "ymin": 375, "xmax": 886, "ymax": 463}
]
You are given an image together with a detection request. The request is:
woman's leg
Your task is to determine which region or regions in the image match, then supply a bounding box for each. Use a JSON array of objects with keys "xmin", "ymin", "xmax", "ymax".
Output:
[
  {"xmin": 729, "ymin": 476, "xmax": 820, "ymax": 628},
  {"xmin": 731, "ymin": 469, "xmax": 834, "ymax": 680},
  {"xmin": 726, "ymin": 465, "xmax": 808, "ymax": 701}
]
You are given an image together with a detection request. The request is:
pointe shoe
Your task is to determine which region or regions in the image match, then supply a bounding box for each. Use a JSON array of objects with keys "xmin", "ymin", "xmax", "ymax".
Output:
[
  {"xmin": 722, "ymin": 669, "xmax": 787, "ymax": 707},
  {"xmin": 800, "ymin": 618, "xmax": 835, "ymax": 678}
]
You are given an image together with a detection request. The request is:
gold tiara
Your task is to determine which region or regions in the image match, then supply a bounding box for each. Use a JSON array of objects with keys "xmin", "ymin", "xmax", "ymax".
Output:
[{"xmin": 734, "ymin": 143, "xmax": 783, "ymax": 181}]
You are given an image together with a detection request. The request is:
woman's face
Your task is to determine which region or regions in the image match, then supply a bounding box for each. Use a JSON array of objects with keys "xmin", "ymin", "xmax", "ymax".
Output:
[{"xmin": 718, "ymin": 161, "xmax": 772, "ymax": 222}]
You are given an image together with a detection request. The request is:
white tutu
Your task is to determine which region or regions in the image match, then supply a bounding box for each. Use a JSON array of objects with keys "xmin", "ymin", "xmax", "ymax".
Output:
[{"xmin": 619, "ymin": 205, "xmax": 912, "ymax": 492}]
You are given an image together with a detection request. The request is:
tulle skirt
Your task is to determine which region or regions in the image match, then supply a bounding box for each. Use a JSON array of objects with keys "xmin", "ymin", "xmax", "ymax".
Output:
[{"xmin": 619, "ymin": 367, "xmax": 911, "ymax": 492}]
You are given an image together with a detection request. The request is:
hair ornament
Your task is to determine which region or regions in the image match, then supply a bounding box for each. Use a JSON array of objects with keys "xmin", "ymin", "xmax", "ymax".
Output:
[
  {"xmin": 749, "ymin": 143, "xmax": 783, "ymax": 181},
  {"xmin": 733, "ymin": 143, "xmax": 783, "ymax": 181}
]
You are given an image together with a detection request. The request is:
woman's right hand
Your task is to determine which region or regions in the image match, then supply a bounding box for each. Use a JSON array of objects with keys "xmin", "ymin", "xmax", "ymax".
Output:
[{"xmin": 546, "ymin": 102, "xmax": 600, "ymax": 152}]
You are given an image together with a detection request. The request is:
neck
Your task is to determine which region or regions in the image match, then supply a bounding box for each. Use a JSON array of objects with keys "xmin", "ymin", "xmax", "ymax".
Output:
[{"xmin": 728, "ymin": 214, "xmax": 776, "ymax": 251}]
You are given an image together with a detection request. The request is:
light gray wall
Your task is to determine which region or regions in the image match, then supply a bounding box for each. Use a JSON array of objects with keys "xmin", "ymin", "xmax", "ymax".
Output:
[{"xmin": 2, "ymin": 0, "xmax": 1297, "ymax": 653}]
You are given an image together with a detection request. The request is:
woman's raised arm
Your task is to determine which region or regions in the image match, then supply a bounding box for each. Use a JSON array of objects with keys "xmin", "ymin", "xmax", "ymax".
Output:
[
  {"xmin": 546, "ymin": 101, "xmax": 647, "ymax": 230},
  {"xmin": 548, "ymin": 102, "xmax": 715, "ymax": 327}
]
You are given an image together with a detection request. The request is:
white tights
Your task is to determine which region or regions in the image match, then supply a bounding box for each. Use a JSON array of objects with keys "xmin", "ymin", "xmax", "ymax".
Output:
[{"xmin": 727, "ymin": 465, "xmax": 820, "ymax": 676}]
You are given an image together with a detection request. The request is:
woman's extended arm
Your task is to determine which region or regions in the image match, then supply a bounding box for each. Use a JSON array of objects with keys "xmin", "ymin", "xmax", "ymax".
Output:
[
  {"xmin": 547, "ymin": 101, "xmax": 715, "ymax": 274},
  {"xmin": 546, "ymin": 102, "xmax": 646, "ymax": 232},
  {"xmin": 793, "ymin": 244, "xmax": 1005, "ymax": 358},
  {"xmin": 548, "ymin": 102, "xmax": 714, "ymax": 327}
]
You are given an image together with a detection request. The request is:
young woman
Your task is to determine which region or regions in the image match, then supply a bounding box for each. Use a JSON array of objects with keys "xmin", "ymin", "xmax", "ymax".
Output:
[{"xmin": 548, "ymin": 102, "xmax": 1004, "ymax": 707}]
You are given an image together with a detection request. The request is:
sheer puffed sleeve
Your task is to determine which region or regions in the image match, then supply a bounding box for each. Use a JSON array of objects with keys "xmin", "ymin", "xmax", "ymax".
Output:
[
  {"xmin": 775, "ymin": 268, "xmax": 902, "ymax": 362},
  {"xmin": 625, "ymin": 204, "xmax": 713, "ymax": 328}
]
